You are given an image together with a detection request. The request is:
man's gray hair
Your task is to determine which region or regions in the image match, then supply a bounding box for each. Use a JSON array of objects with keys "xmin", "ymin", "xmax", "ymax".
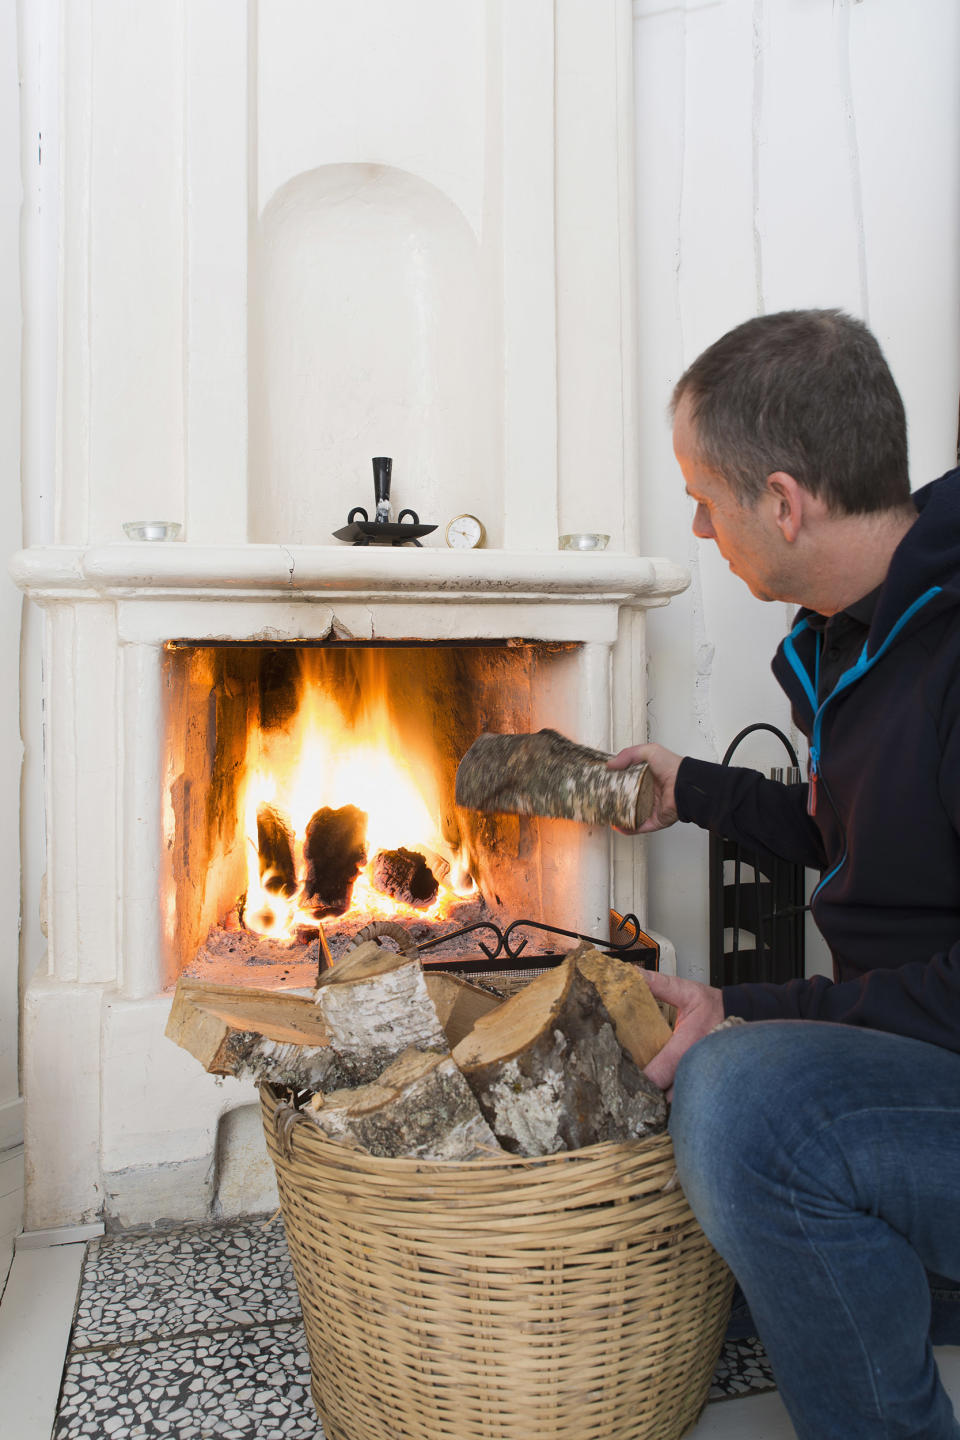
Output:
[{"xmin": 672, "ymin": 310, "xmax": 910, "ymax": 515}]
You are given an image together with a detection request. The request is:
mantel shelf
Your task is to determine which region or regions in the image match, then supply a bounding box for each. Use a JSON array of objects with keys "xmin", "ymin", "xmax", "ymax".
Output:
[{"xmin": 10, "ymin": 545, "xmax": 690, "ymax": 607}]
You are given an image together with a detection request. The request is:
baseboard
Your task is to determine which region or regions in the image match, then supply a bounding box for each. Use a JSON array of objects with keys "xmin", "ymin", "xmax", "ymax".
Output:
[
  {"xmin": 16, "ymin": 1222, "xmax": 105, "ymax": 1251},
  {"xmin": 0, "ymin": 1097, "xmax": 23, "ymax": 1153}
]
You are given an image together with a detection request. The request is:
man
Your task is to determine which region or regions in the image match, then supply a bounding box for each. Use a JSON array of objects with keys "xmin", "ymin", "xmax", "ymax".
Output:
[{"xmin": 609, "ymin": 309, "xmax": 960, "ymax": 1439}]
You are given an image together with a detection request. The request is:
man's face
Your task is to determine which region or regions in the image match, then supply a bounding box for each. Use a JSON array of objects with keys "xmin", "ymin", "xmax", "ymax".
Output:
[{"xmin": 673, "ymin": 397, "xmax": 787, "ymax": 603}]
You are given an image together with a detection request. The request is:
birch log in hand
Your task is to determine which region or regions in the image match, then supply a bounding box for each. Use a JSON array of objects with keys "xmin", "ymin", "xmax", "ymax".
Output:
[{"xmin": 455, "ymin": 729, "xmax": 654, "ymax": 830}]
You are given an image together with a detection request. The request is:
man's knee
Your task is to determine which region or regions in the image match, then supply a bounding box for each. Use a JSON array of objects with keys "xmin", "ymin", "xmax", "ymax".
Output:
[
  {"xmin": 668, "ymin": 1022, "xmax": 806, "ymax": 1237},
  {"xmin": 668, "ymin": 1027, "xmax": 753, "ymax": 1213}
]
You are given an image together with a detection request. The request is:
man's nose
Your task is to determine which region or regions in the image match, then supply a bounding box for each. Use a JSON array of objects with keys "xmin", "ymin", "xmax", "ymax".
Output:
[{"xmin": 692, "ymin": 503, "xmax": 715, "ymax": 540}]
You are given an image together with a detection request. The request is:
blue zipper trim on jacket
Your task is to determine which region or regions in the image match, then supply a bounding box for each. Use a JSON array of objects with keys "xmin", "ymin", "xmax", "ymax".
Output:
[
  {"xmin": 781, "ymin": 617, "xmax": 817, "ymax": 711},
  {"xmin": 803, "ymin": 584, "xmax": 943, "ymax": 902}
]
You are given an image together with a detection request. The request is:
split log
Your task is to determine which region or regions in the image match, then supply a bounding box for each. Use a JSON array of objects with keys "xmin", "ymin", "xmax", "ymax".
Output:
[
  {"xmin": 165, "ymin": 978, "xmax": 342, "ymax": 1091},
  {"xmin": 452, "ymin": 954, "xmax": 667, "ymax": 1156},
  {"xmin": 305, "ymin": 1046, "xmax": 503, "ymax": 1160},
  {"xmin": 422, "ymin": 971, "xmax": 503, "ymax": 1048},
  {"xmin": 256, "ymin": 803, "xmax": 297, "ymax": 897},
  {"xmin": 572, "ymin": 946, "xmax": 673, "ymax": 1069},
  {"xmin": 371, "ymin": 847, "xmax": 439, "ymax": 907},
  {"xmin": 168, "ymin": 942, "xmax": 451, "ymax": 1090},
  {"xmin": 302, "ymin": 804, "xmax": 368, "ymax": 917},
  {"xmin": 455, "ymin": 729, "xmax": 654, "ymax": 831}
]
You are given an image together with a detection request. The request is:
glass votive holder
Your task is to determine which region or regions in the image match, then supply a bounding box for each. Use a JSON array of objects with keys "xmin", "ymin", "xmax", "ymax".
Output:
[
  {"xmin": 122, "ymin": 521, "xmax": 183, "ymax": 542},
  {"xmin": 559, "ymin": 533, "xmax": 610, "ymax": 552}
]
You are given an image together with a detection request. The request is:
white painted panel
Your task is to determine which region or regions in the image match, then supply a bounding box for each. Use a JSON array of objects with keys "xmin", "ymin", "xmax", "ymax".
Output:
[
  {"xmin": 501, "ymin": 0, "xmax": 558, "ymax": 551},
  {"xmin": 184, "ymin": 0, "xmax": 250, "ymax": 543},
  {"xmin": 86, "ymin": 0, "xmax": 186, "ymax": 542},
  {"xmin": 851, "ymin": 0, "xmax": 960, "ymax": 488},
  {"xmin": 556, "ymin": 0, "xmax": 629, "ymax": 545},
  {"xmin": 257, "ymin": 0, "xmax": 485, "ymax": 233},
  {"xmin": 757, "ymin": 0, "xmax": 864, "ymax": 314}
]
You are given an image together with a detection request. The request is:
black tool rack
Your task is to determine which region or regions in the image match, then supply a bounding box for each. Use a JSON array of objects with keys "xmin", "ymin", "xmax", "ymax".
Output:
[{"xmin": 708, "ymin": 723, "xmax": 807, "ymax": 988}]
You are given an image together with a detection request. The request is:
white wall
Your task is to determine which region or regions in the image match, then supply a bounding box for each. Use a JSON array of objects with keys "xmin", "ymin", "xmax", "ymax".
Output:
[
  {"xmin": 0, "ymin": 0, "xmax": 24, "ymax": 1148},
  {"xmin": 633, "ymin": 0, "xmax": 960, "ymax": 982}
]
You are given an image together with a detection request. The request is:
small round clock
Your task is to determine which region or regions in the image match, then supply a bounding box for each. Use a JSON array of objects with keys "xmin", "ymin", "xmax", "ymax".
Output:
[{"xmin": 445, "ymin": 514, "xmax": 486, "ymax": 550}]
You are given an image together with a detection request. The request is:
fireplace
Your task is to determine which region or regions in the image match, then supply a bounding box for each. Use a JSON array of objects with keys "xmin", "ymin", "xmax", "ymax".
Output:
[{"xmin": 13, "ymin": 548, "xmax": 687, "ymax": 1231}]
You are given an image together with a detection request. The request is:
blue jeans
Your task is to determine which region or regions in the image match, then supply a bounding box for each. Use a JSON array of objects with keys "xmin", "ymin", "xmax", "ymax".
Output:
[{"xmin": 670, "ymin": 1020, "xmax": 960, "ymax": 1439}]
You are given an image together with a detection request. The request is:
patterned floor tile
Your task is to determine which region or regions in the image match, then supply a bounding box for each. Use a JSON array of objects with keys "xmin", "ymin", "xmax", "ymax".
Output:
[
  {"xmin": 708, "ymin": 1335, "xmax": 777, "ymax": 1400},
  {"xmin": 53, "ymin": 1321, "xmax": 323, "ymax": 1440},
  {"xmin": 70, "ymin": 1216, "xmax": 300, "ymax": 1348},
  {"xmin": 56, "ymin": 1213, "xmax": 776, "ymax": 1439}
]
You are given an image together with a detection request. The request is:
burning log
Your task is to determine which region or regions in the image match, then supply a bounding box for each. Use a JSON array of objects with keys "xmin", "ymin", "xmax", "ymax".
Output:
[
  {"xmin": 305, "ymin": 1046, "xmax": 503, "ymax": 1161},
  {"xmin": 451, "ymin": 953, "xmax": 667, "ymax": 1155},
  {"xmin": 302, "ymin": 804, "xmax": 368, "ymax": 918},
  {"xmin": 371, "ymin": 846, "xmax": 439, "ymax": 908},
  {"xmin": 256, "ymin": 803, "xmax": 297, "ymax": 896},
  {"xmin": 455, "ymin": 728, "xmax": 654, "ymax": 831}
]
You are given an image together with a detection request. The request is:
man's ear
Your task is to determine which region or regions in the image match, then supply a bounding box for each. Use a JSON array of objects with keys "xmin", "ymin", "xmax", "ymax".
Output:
[{"xmin": 766, "ymin": 471, "xmax": 805, "ymax": 543}]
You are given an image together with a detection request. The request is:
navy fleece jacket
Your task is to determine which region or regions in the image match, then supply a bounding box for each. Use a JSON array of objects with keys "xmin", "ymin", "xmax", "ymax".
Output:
[{"xmin": 675, "ymin": 465, "xmax": 960, "ymax": 1053}]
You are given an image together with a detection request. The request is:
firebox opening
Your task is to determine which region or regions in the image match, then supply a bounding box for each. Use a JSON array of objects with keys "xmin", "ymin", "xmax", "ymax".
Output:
[{"xmin": 162, "ymin": 639, "xmax": 591, "ymax": 989}]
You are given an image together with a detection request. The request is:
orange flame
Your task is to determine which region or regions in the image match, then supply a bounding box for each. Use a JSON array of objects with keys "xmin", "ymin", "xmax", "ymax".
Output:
[{"xmin": 240, "ymin": 663, "xmax": 474, "ymax": 939}]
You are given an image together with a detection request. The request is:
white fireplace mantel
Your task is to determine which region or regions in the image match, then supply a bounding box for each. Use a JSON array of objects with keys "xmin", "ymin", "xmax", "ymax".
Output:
[{"xmin": 12, "ymin": 545, "xmax": 689, "ymax": 607}]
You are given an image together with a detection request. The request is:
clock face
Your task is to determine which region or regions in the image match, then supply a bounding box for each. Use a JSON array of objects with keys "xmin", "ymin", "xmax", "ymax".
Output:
[{"xmin": 445, "ymin": 514, "xmax": 485, "ymax": 550}]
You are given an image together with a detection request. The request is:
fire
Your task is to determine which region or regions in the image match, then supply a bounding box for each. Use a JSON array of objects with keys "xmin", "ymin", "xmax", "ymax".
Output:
[{"xmin": 239, "ymin": 656, "xmax": 474, "ymax": 939}]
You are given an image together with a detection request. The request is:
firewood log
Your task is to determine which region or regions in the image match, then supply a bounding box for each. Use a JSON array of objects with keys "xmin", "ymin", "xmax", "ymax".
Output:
[
  {"xmin": 422, "ymin": 971, "xmax": 503, "ymax": 1048},
  {"xmin": 167, "ymin": 943, "xmax": 451, "ymax": 1089},
  {"xmin": 302, "ymin": 803, "xmax": 368, "ymax": 917},
  {"xmin": 312, "ymin": 942, "xmax": 450, "ymax": 1083},
  {"xmin": 452, "ymin": 954, "xmax": 667, "ymax": 1156},
  {"xmin": 256, "ymin": 802, "xmax": 297, "ymax": 896},
  {"xmin": 455, "ymin": 729, "xmax": 654, "ymax": 830},
  {"xmin": 165, "ymin": 978, "xmax": 342, "ymax": 1091},
  {"xmin": 572, "ymin": 946, "xmax": 673, "ymax": 1068},
  {"xmin": 305, "ymin": 1046, "xmax": 503, "ymax": 1160},
  {"xmin": 371, "ymin": 847, "xmax": 439, "ymax": 907}
]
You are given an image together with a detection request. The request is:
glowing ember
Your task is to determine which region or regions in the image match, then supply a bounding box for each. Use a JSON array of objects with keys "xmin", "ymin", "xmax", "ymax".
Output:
[{"xmin": 239, "ymin": 659, "xmax": 475, "ymax": 939}]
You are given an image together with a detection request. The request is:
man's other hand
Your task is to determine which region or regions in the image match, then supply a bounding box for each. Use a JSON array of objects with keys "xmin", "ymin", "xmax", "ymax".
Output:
[
  {"xmin": 607, "ymin": 742, "xmax": 682, "ymax": 833},
  {"xmin": 641, "ymin": 970, "xmax": 725, "ymax": 1096}
]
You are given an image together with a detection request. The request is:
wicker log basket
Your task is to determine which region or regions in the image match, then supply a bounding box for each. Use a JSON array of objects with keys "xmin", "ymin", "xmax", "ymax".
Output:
[{"xmin": 261, "ymin": 1083, "xmax": 733, "ymax": 1440}]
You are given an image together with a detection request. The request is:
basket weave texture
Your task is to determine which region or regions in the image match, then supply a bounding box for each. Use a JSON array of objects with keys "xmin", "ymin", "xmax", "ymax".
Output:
[{"xmin": 262, "ymin": 1083, "xmax": 733, "ymax": 1440}]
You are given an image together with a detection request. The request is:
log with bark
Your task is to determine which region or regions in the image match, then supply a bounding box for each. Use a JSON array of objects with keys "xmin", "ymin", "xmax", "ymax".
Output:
[
  {"xmin": 167, "ymin": 942, "xmax": 462, "ymax": 1090},
  {"xmin": 302, "ymin": 804, "xmax": 368, "ymax": 917},
  {"xmin": 305, "ymin": 1045, "xmax": 503, "ymax": 1160},
  {"xmin": 371, "ymin": 847, "xmax": 439, "ymax": 907},
  {"xmin": 454, "ymin": 729, "xmax": 654, "ymax": 831},
  {"xmin": 165, "ymin": 977, "xmax": 343, "ymax": 1091},
  {"xmin": 451, "ymin": 952, "xmax": 668, "ymax": 1155}
]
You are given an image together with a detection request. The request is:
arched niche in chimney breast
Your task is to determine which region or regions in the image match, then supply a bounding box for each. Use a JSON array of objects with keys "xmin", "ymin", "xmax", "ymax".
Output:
[{"xmin": 248, "ymin": 163, "xmax": 500, "ymax": 546}]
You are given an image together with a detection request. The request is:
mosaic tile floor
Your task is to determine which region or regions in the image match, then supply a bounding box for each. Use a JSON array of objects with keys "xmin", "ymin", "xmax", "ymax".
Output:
[{"xmin": 51, "ymin": 1215, "xmax": 775, "ymax": 1439}]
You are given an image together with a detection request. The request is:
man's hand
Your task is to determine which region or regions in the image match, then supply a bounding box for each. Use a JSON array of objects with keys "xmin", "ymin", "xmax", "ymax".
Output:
[
  {"xmin": 641, "ymin": 970, "xmax": 725, "ymax": 1095},
  {"xmin": 607, "ymin": 742, "xmax": 683, "ymax": 833}
]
